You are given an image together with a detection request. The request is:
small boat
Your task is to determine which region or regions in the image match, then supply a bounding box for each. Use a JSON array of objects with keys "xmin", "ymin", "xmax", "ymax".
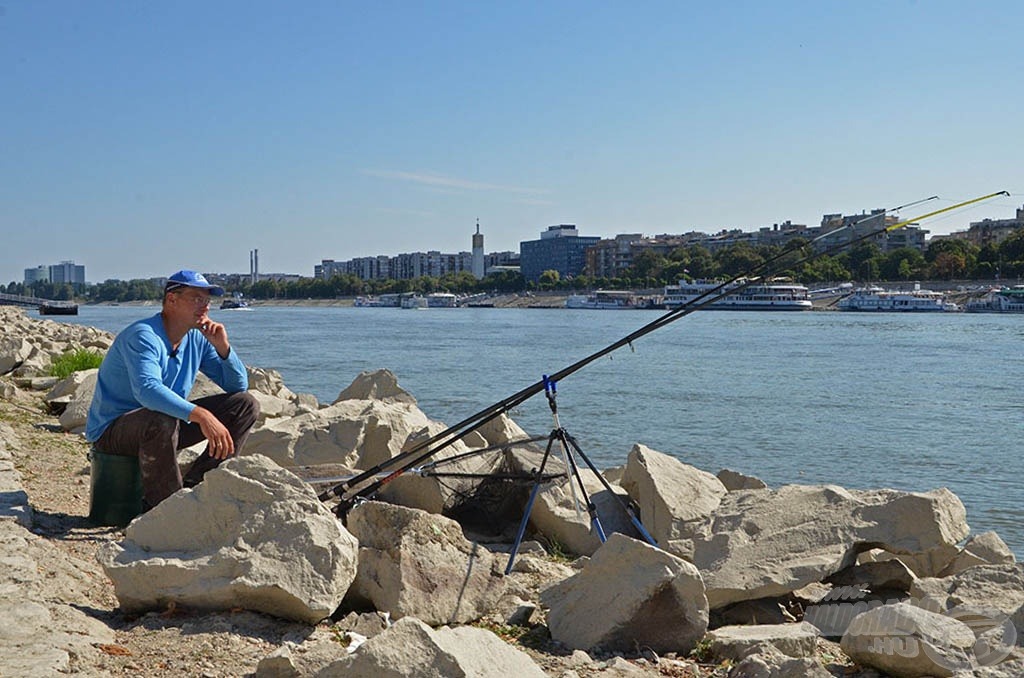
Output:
[
  {"xmin": 837, "ymin": 284, "xmax": 958, "ymax": 312},
  {"xmin": 566, "ymin": 290, "xmax": 640, "ymax": 309},
  {"xmin": 220, "ymin": 293, "xmax": 251, "ymax": 310},
  {"xmin": 662, "ymin": 279, "xmax": 813, "ymax": 311},
  {"xmin": 966, "ymin": 285, "xmax": 1024, "ymax": 313},
  {"xmin": 38, "ymin": 302, "xmax": 79, "ymax": 316}
]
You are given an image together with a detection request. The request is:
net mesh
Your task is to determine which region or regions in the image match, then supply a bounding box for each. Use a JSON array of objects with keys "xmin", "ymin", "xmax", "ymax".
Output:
[{"xmin": 434, "ymin": 448, "xmax": 562, "ymax": 537}]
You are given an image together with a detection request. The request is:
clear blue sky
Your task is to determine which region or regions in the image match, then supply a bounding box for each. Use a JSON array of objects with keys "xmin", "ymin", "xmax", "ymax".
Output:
[{"xmin": 2, "ymin": 1, "xmax": 1022, "ymax": 284}]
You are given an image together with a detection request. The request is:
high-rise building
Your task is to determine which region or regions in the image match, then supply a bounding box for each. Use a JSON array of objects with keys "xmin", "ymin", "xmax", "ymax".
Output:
[
  {"xmin": 25, "ymin": 261, "xmax": 85, "ymax": 285},
  {"xmin": 24, "ymin": 265, "xmax": 49, "ymax": 285},
  {"xmin": 519, "ymin": 225, "xmax": 600, "ymax": 282},
  {"xmin": 50, "ymin": 260, "xmax": 86, "ymax": 285}
]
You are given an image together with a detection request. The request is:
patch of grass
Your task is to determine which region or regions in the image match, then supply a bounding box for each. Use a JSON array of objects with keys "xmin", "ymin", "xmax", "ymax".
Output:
[
  {"xmin": 472, "ymin": 620, "xmax": 554, "ymax": 651},
  {"xmin": 515, "ymin": 624, "xmax": 553, "ymax": 651},
  {"xmin": 471, "ymin": 619, "xmax": 530, "ymax": 642},
  {"xmin": 538, "ymin": 534, "xmax": 575, "ymax": 564},
  {"xmin": 49, "ymin": 349, "xmax": 103, "ymax": 379},
  {"xmin": 688, "ymin": 638, "xmax": 715, "ymax": 664}
]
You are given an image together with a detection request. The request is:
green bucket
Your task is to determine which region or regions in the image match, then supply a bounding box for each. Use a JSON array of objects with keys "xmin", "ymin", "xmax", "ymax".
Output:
[{"xmin": 88, "ymin": 449, "xmax": 143, "ymax": 527}]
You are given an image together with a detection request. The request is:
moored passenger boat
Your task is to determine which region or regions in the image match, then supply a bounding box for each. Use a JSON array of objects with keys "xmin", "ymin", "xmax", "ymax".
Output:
[
  {"xmin": 426, "ymin": 292, "xmax": 458, "ymax": 308},
  {"xmin": 355, "ymin": 294, "xmax": 402, "ymax": 307},
  {"xmin": 837, "ymin": 285, "xmax": 958, "ymax": 312},
  {"xmin": 400, "ymin": 295, "xmax": 429, "ymax": 309},
  {"xmin": 965, "ymin": 285, "xmax": 1024, "ymax": 313},
  {"xmin": 662, "ymin": 279, "xmax": 812, "ymax": 311},
  {"xmin": 565, "ymin": 290, "xmax": 639, "ymax": 309}
]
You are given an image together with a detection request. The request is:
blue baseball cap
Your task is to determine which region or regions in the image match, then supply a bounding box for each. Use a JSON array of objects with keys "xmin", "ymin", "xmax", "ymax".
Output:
[{"xmin": 164, "ymin": 270, "xmax": 225, "ymax": 296}]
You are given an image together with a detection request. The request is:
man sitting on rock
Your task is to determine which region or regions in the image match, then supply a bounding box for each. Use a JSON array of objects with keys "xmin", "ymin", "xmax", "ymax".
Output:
[{"xmin": 85, "ymin": 270, "xmax": 260, "ymax": 509}]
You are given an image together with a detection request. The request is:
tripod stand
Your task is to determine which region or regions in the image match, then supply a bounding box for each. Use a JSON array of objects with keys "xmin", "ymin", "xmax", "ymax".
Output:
[{"xmin": 504, "ymin": 376, "xmax": 658, "ymax": 575}]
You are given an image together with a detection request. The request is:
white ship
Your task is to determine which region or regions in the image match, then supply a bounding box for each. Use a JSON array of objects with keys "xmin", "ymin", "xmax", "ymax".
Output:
[
  {"xmin": 354, "ymin": 294, "xmax": 402, "ymax": 307},
  {"xmin": 426, "ymin": 292, "xmax": 458, "ymax": 308},
  {"xmin": 837, "ymin": 284, "xmax": 959, "ymax": 312},
  {"xmin": 662, "ymin": 279, "xmax": 812, "ymax": 311},
  {"xmin": 565, "ymin": 290, "xmax": 640, "ymax": 309},
  {"xmin": 400, "ymin": 295, "xmax": 429, "ymax": 310},
  {"xmin": 966, "ymin": 285, "xmax": 1024, "ymax": 313}
]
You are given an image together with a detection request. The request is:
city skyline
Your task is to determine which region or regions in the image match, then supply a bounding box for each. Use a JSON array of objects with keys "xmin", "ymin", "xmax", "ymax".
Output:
[
  {"xmin": 18, "ymin": 198, "xmax": 1011, "ymax": 286},
  {"xmin": 3, "ymin": 2, "xmax": 1022, "ymax": 284}
]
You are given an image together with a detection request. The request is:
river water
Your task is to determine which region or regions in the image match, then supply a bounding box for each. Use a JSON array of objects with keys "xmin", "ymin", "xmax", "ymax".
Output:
[{"xmin": 53, "ymin": 304, "xmax": 1024, "ymax": 556}]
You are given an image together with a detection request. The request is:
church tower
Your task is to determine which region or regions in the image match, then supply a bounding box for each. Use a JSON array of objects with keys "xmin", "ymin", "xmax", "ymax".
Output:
[{"xmin": 472, "ymin": 220, "xmax": 485, "ymax": 279}]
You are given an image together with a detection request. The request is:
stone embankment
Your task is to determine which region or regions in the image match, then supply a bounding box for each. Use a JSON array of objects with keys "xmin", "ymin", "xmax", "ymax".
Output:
[{"xmin": 3, "ymin": 304, "xmax": 1024, "ymax": 677}]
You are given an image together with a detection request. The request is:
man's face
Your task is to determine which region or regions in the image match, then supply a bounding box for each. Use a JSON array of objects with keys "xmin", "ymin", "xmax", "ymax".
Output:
[{"xmin": 168, "ymin": 288, "xmax": 212, "ymax": 324}]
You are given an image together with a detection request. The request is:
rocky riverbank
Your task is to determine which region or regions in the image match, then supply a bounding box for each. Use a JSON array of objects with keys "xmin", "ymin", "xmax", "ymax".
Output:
[{"xmin": 2, "ymin": 304, "xmax": 1023, "ymax": 677}]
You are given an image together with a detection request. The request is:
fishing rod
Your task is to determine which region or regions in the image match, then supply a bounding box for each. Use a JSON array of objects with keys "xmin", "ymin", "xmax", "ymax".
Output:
[{"xmin": 321, "ymin": 190, "xmax": 1007, "ymax": 513}]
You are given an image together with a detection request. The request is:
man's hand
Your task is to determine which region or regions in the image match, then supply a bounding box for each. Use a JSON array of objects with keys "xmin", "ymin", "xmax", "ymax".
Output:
[
  {"xmin": 197, "ymin": 313, "xmax": 231, "ymax": 359},
  {"xmin": 189, "ymin": 406, "xmax": 235, "ymax": 459}
]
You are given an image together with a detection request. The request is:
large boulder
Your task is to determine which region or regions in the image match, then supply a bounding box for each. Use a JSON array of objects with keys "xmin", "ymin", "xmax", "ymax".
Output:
[
  {"xmin": 706, "ymin": 622, "xmax": 820, "ymax": 661},
  {"xmin": 247, "ymin": 365, "xmax": 298, "ymax": 400},
  {"xmin": 333, "ymin": 368, "xmax": 416, "ymax": 405},
  {"xmin": 247, "ymin": 389, "xmax": 299, "ymax": 424},
  {"xmin": 717, "ymin": 468, "xmax": 768, "ymax": 491},
  {"xmin": 44, "ymin": 369, "xmax": 97, "ymax": 414},
  {"xmin": 911, "ymin": 563, "xmax": 1024, "ymax": 652},
  {"xmin": 345, "ymin": 501, "xmax": 507, "ymax": 625},
  {"xmin": 57, "ymin": 370, "xmax": 98, "ymax": 433},
  {"xmin": 314, "ymin": 616, "xmax": 547, "ymax": 677},
  {"xmin": 938, "ymin": 531, "xmax": 1016, "ymax": 577},
  {"xmin": 44, "ymin": 371, "xmax": 93, "ymax": 401},
  {"xmin": 0, "ymin": 337, "xmax": 34, "ymax": 375},
  {"xmin": 618, "ymin": 443, "xmax": 728, "ymax": 553},
  {"xmin": 243, "ymin": 396, "xmax": 465, "ymax": 470},
  {"xmin": 688, "ymin": 484, "xmax": 969, "ymax": 609},
  {"xmin": 246, "ymin": 366, "xmax": 318, "ymax": 421},
  {"xmin": 802, "ymin": 559, "xmax": 919, "ymax": 638},
  {"xmin": 840, "ymin": 603, "xmax": 977, "ymax": 677},
  {"xmin": 529, "ymin": 468, "xmax": 640, "ymax": 556},
  {"xmin": 473, "ymin": 412, "xmax": 533, "ymax": 447},
  {"xmin": 541, "ymin": 533, "xmax": 708, "ymax": 654},
  {"xmin": 97, "ymin": 455, "xmax": 358, "ymax": 623}
]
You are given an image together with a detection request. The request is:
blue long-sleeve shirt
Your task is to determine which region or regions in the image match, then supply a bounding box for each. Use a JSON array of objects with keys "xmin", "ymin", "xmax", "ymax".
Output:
[{"xmin": 85, "ymin": 313, "xmax": 249, "ymax": 442}]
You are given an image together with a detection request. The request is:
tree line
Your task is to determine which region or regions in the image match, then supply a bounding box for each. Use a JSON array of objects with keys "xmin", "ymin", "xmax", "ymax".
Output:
[{"xmin": 6, "ymin": 232, "xmax": 1024, "ymax": 302}]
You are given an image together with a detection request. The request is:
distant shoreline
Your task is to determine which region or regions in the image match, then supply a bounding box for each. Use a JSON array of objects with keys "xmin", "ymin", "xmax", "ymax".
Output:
[
  {"xmin": 86, "ymin": 294, "xmax": 571, "ymax": 309},
  {"xmin": 82, "ymin": 288, "xmax": 981, "ymax": 311}
]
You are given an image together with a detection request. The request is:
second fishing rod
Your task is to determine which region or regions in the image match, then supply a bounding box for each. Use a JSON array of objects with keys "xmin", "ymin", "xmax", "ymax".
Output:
[{"xmin": 322, "ymin": 190, "xmax": 1008, "ymax": 512}]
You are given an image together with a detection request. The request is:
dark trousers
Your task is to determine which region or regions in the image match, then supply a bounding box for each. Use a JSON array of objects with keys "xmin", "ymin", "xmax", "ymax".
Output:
[{"xmin": 96, "ymin": 391, "xmax": 260, "ymax": 508}]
